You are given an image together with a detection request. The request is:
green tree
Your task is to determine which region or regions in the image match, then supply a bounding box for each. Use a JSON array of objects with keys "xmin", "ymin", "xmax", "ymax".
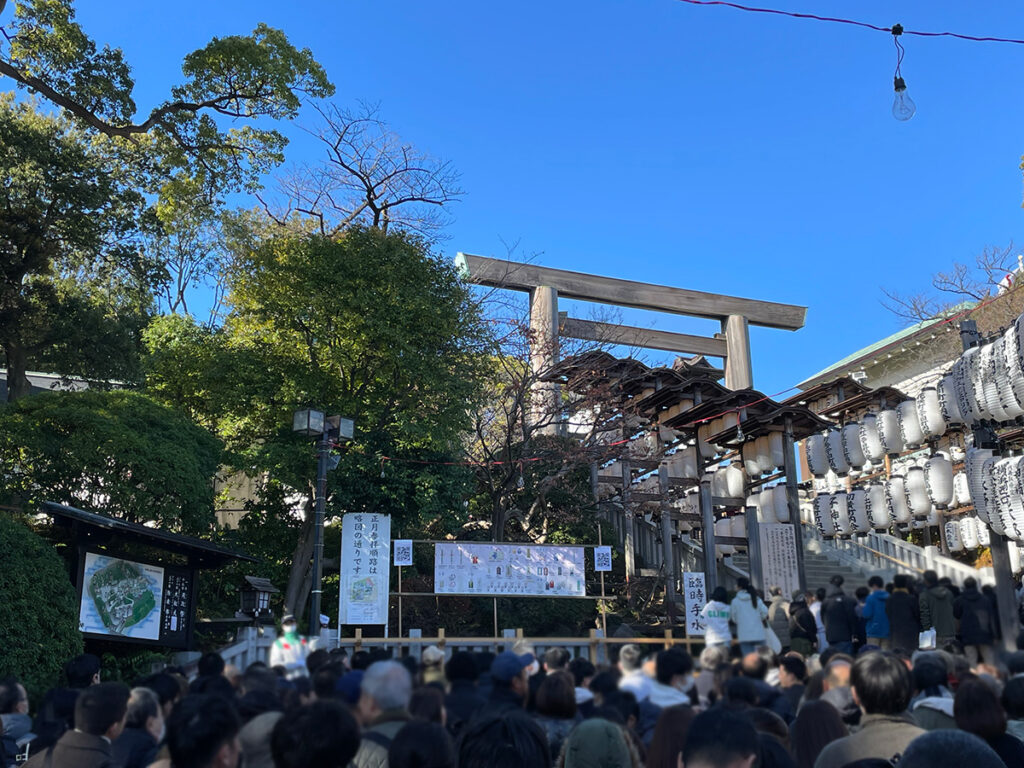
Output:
[
  {"xmin": 0, "ymin": 1, "xmax": 333, "ymax": 196},
  {"xmin": 0, "ymin": 96, "xmax": 154, "ymax": 400},
  {"xmin": 0, "ymin": 512, "xmax": 82, "ymax": 696},
  {"xmin": 144, "ymin": 227, "xmax": 486, "ymax": 618},
  {"xmin": 0, "ymin": 390, "xmax": 223, "ymax": 533}
]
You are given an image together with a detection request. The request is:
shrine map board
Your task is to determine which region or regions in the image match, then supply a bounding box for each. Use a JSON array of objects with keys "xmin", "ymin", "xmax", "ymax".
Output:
[{"xmin": 434, "ymin": 542, "xmax": 585, "ymax": 596}]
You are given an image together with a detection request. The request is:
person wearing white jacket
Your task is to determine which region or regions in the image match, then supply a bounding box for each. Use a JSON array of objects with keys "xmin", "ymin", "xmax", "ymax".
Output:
[{"xmin": 729, "ymin": 578, "xmax": 769, "ymax": 656}]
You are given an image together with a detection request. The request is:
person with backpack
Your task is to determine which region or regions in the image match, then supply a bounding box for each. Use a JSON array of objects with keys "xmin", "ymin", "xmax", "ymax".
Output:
[{"xmin": 821, "ymin": 575, "xmax": 859, "ymax": 656}]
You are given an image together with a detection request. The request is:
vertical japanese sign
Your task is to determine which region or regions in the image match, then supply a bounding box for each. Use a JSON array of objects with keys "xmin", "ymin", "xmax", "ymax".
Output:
[
  {"xmin": 682, "ymin": 572, "xmax": 707, "ymax": 636},
  {"xmin": 340, "ymin": 513, "xmax": 391, "ymax": 624},
  {"xmin": 758, "ymin": 523, "xmax": 801, "ymax": 597}
]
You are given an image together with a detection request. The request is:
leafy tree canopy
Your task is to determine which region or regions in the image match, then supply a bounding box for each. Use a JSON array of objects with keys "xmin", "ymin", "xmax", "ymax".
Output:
[{"xmin": 0, "ymin": 389, "xmax": 223, "ymax": 533}]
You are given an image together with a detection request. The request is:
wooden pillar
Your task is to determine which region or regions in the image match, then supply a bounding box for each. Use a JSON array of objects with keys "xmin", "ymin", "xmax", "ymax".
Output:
[
  {"xmin": 658, "ymin": 464, "xmax": 678, "ymax": 609},
  {"xmin": 723, "ymin": 314, "xmax": 753, "ymax": 390},
  {"xmin": 700, "ymin": 477, "xmax": 717, "ymax": 593},
  {"xmin": 529, "ymin": 286, "xmax": 561, "ymax": 434},
  {"xmin": 621, "ymin": 459, "xmax": 636, "ymax": 578}
]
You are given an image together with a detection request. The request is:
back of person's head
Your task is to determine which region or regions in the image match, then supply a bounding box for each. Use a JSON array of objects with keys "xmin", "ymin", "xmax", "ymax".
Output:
[
  {"xmin": 829, "ymin": 574, "xmax": 844, "ymax": 588},
  {"xmin": 913, "ymin": 655, "xmax": 948, "ymax": 696},
  {"xmin": 66, "ymin": 653, "xmax": 101, "ymax": 689},
  {"xmin": 543, "ymin": 647, "xmax": 570, "ymax": 671},
  {"xmin": 899, "ymin": 729, "xmax": 1006, "ymax": 768},
  {"xmin": 568, "ymin": 657, "xmax": 595, "ymax": 687},
  {"xmin": 271, "ymin": 699, "xmax": 360, "ymax": 768},
  {"xmin": 769, "ymin": 585, "xmax": 782, "ymax": 598},
  {"xmin": 700, "ymin": 645, "xmax": 729, "ymax": 672},
  {"xmin": 124, "ymin": 686, "xmax": 161, "ymax": 729},
  {"xmin": 736, "ymin": 577, "xmax": 759, "ymax": 604},
  {"xmin": 74, "ymin": 682, "xmax": 130, "ymax": 736},
  {"xmin": 240, "ymin": 664, "xmax": 279, "ymax": 697},
  {"xmin": 167, "ymin": 694, "xmax": 241, "ymax": 768},
  {"xmin": 711, "ymin": 586, "xmax": 729, "ymax": 603},
  {"xmin": 923, "ymin": 569, "xmax": 938, "ymax": 587},
  {"xmin": 535, "ymin": 670, "xmax": 576, "ymax": 719},
  {"xmin": 867, "ymin": 575, "xmax": 883, "ymax": 589},
  {"xmin": 682, "ymin": 708, "xmax": 759, "ymax": 768},
  {"xmin": 0, "ymin": 677, "xmax": 23, "ymax": 714},
  {"xmin": 588, "ymin": 669, "xmax": 620, "ymax": 701},
  {"xmin": 189, "ymin": 673, "xmax": 237, "ymax": 700},
  {"xmin": 198, "ymin": 652, "xmax": 226, "ymax": 678},
  {"xmin": 815, "ymin": 587, "xmax": 826, "ymax": 601},
  {"xmin": 779, "ymin": 656, "xmax": 807, "ymax": 683},
  {"xmin": 656, "ymin": 648, "xmax": 694, "ymax": 685},
  {"xmin": 456, "ymin": 711, "xmax": 550, "ymax": 768},
  {"xmin": 445, "ymin": 651, "xmax": 479, "ymax": 683},
  {"xmin": 646, "ymin": 704, "xmax": 695, "ymax": 768},
  {"xmin": 409, "ymin": 685, "xmax": 445, "ymax": 724},
  {"xmin": 851, "ymin": 652, "xmax": 913, "ymax": 715},
  {"xmin": 819, "ymin": 648, "xmax": 852, "ymax": 670},
  {"xmin": 1003, "ymin": 676, "xmax": 1024, "ymax": 719},
  {"xmin": 955, "ymin": 677, "xmax": 1007, "ymax": 740},
  {"xmin": 746, "ymin": 707, "xmax": 789, "ymax": 746},
  {"xmin": 600, "ymin": 690, "xmax": 639, "ymax": 727},
  {"xmin": 388, "ymin": 720, "xmax": 455, "ymax": 768},
  {"xmin": 362, "ymin": 660, "xmax": 413, "ymax": 711},
  {"xmin": 854, "ymin": 586, "xmax": 869, "ymax": 601},
  {"xmin": 740, "ymin": 653, "xmax": 768, "ymax": 681},
  {"xmin": 313, "ymin": 664, "xmax": 342, "ymax": 700},
  {"xmin": 619, "ymin": 644, "xmax": 643, "ymax": 672},
  {"xmin": 789, "ymin": 699, "xmax": 848, "ymax": 768},
  {"xmin": 823, "ymin": 659, "xmax": 851, "ymax": 690},
  {"xmin": 350, "ymin": 650, "xmax": 372, "ymax": 671},
  {"xmin": 559, "ymin": 717, "xmax": 636, "ymax": 768},
  {"xmin": 964, "ymin": 576, "xmax": 978, "ymax": 590},
  {"xmin": 138, "ymin": 672, "xmax": 180, "ymax": 710},
  {"xmin": 722, "ymin": 677, "xmax": 759, "ymax": 709},
  {"xmin": 305, "ymin": 648, "xmax": 330, "ymax": 675}
]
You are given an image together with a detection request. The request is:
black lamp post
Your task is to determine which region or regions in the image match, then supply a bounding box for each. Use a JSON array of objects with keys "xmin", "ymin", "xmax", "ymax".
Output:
[{"xmin": 293, "ymin": 408, "xmax": 353, "ymax": 637}]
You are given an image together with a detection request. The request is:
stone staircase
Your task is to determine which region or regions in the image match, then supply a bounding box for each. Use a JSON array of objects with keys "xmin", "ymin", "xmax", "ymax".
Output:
[{"xmin": 728, "ymin": 549, "xmax": 874, "ymax": 595}]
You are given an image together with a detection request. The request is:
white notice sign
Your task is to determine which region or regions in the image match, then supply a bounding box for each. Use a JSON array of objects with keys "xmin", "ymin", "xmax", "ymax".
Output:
[
  {"xmin": 393, "ymin": 540, "xmax": 413, "ymax": 567},
  {"xmin": 594, "ymin": 546, "xmax": 612, "ymax": 572},
  {"xmin": 682, "ymin": 572, "xmax": 707, "ymax": 636},
  {"xmin": 340, "ymin": 514, "xmax": 391, "ymax": 624},
  {"xmin": 758, "ymin": 523, "xmax": 801, "ymax": 598},
  {"xmin": 434, "ymin": 543, "xmax": 585, "ymax": 596}
]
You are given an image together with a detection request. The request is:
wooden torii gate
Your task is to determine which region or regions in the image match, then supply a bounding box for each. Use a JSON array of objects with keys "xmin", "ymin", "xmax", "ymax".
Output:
[{"xmin": 456, "ymin": 253, "xmax": 807, "ymax": 400}]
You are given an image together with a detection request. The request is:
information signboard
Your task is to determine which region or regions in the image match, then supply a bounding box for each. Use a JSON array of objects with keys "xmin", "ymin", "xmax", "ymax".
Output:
[
  {"xmin": 434, "ymin": 542, "xmax": 585, "ymax": 597},
  {"xmin": 340, "ymin": 513, "xmax": 391, "ymax": 624}
]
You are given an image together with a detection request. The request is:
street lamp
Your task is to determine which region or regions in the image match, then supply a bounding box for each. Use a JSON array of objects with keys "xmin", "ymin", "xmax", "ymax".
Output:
[{"xmin": 293, "ymin": 408, "xmax": 354, "ymax": 637}]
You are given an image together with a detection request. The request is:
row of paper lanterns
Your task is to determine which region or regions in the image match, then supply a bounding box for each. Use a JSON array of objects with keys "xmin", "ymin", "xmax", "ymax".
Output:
[
  {"xmin": 965, "ymin": 447, "xmax": 1024, "ymax": 543},
  {"xmin": 945, "ymin": 516, "xmax": 991, "ymax": 552},
  {"xmin": 948, "ymin": 316, "xmax": 1024, "ymax": 425}
]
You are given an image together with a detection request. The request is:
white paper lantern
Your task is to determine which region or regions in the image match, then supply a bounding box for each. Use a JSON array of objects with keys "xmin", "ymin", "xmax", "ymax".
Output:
[
  {"xmin": 977, "ymin": 518, "xmax": 991, "ymax": 547},
  {"xmin": 952, "ymin": 348, "xmax": 981, "ymax": 424},
  {"xmin": 830, "ymin": 492, "xmax": 853, "ymax": 537},
  {"xmin": 984, "ymin": 456, "xmax": 1009, "ymax": 537},
  {"xmin": 697, "ymin": 422, "xmax": 717, "ymax": 459},
  {"xmin": 715, "ymin": 517, "xmax": 734, "ymax": 556},
  {"xmin": 769, "ymin": 432, "xmax": 785, "ymax": 470},
  {"xmin": 916, "ymin": 387, "xmax": 948, "ymax": 440},
  {"xmin": 805, "ymin": 434, "xmax": 829, "ymax": 478},
  {"xmin": 937, "ymin": 375, "xmax": 964, "ymax": 425},
  {"xmin": 825, "ymin": 429, "xmax": 850, "ymax": 476},
  {"xmin": 945, "ymin": 521, "xmax": 964, "ymax": 552},
  {"xmin": 897, "ymin": 400, "xmax": 926, "ymax": 449},
  {"xmin": 865, "ymin": 483, "xmax": 889, "ymax": 530},
  {"xmin": 979, "ymin": 343, "xmax": 1010, "ymax": 422},
  {"xmin": 995, "ymin": 333, "xmax": 1024, "ymax": 420},
  {"xmin": 773, "ymin": 484, "xmax": 791, "ymax": 523},
  {"xmin": 726, "ymin": 462, "xmax": 745, "ymax": 499},
  {"xmin": 756, "ymin": 435, "xmax": 774, "ymax": 475},
  {"xmin": 813, "ymin": 493, "xmax": 835, "ymax": 538},
  {"xmin": 742, "ymin": 440, "xmax": 762, "ymax": 478},
  {"xmin": 859, "ymin": 415, "xmax": 886, "ymax": 463},
  {"xmin": 711, "ymin": 466, "xmax": 729, "ymax": 498},
  {"xmin": 887, "ymin": 475, "xmax": 912, "ymax": 524},
  {"xmin": 752, "ymin": 493, "xmax": 775, "ymax": 524},
  {"xmin": 841, "ymin": 423, "xmax": 866, "ymax": 469},
  {"xmin": 960, "ymin": 516, "xmax": 980, "ymax": 549},
  {"xmin": 966, "ymin": 448, "xmax": 996, "ymax": 526},
  {"xmin": 925, "ymin": 454, "xmax": 955, "ymax": 509},
  {"xmin": 1006, "ymin": 321, "xmax": 1024, "ymax": 412},
  {"xmin": 1011, "ymin": 541, "xmax": 1023, "ymax": 575},
  {"xmin": 877, "ymin": 410, "xmax": 905, "ymax": 456},
  {"xmin": 848, "ymin": 490, "xmax": 870, "ymax": 534},
  {"xmin": 905, "ymin": 466, "xmax": 932, "ymax": 519},
  {"xmin": 953, "ymin": 471, "xmax": 971, "ymax": 508},
  {"xmin": 730, "ymin": 513, "xmax": 747, "ymax": 543}
]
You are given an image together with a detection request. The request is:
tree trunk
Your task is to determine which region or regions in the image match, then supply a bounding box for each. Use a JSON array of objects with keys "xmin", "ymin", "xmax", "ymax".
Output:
[
  {"xmin": 3, "ymin": 338, "xmax": 31, "ymax": 402},
  {"xmin": 283, "ymin": 500, "xmax": 316, "ymax": 621}
]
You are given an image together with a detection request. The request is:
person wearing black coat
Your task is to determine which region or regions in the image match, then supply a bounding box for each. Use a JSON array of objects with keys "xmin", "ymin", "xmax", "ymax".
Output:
[
  {"xmin": 443, "ymin": 652, "xmax": 487, "ymax": 737},
  {"xmin": 821, "ymin": 576, "xmax": 859, "ymax": 655},
  {"xmin": 788, "ymin": 591, "xmax": 818, "ymax": 657},
  {"xmin": 955, "ymin": 576, "xmax": 999, "ymax": 666},
  {"xmin": 886, "ymin": 574, "xmax": 921, "ymax": 653}
]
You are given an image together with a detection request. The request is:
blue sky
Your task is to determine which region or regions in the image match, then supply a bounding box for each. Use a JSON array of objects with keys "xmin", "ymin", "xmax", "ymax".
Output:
[{"xmin": 72, "ymin": 1, "xmax": 1024, "ymax": 397}]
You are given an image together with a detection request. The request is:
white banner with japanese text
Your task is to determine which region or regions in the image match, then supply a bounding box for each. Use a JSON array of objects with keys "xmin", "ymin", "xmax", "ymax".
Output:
[
  {"xmin": 682, "ymin": 572, "xmax": 707, "ymax": 636},
  {"xmin": 758, "ymin": 523, "xmax": 801, "ymax": 598},
  {"xmin": 340, "ymin": 514, "xmax": 391, "ymax": 624},
  {"xmin": 434, "ymin": 542, "xmax": 585, "ymax": 597}
]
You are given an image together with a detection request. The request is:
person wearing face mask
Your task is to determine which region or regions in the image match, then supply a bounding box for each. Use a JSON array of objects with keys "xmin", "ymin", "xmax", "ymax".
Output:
[
  {"xmin": 111, "ymin": 687, "xmax": 164, "ymax": 768},
  {"xmin": 646, "ymin": 649, "xmax": 695, "ymax": 709},
  {"xmin": 269, "ymin": 615, "xmax": 310, "ymax": 678}
]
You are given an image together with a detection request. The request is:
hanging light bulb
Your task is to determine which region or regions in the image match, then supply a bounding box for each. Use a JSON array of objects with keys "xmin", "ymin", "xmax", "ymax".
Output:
[
  {"xmin": 890, "ymin": 23, "xmax": 916, "ymax": 121},
  {"xmin": 892, "ymin": 77, "xmax": 916, "ymax": 121}
]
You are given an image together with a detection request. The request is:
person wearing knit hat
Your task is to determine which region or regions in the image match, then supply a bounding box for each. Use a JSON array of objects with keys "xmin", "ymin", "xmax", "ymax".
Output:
[{"xmin": 557, "ymin": 718, "xmax": 641, "ymax": 768}]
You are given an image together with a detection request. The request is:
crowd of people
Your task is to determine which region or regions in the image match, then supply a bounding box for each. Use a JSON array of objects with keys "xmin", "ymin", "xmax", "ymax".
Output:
[{"xmin": 2, "ymin": 569, "xmax": 1023, "ymax": 768}]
